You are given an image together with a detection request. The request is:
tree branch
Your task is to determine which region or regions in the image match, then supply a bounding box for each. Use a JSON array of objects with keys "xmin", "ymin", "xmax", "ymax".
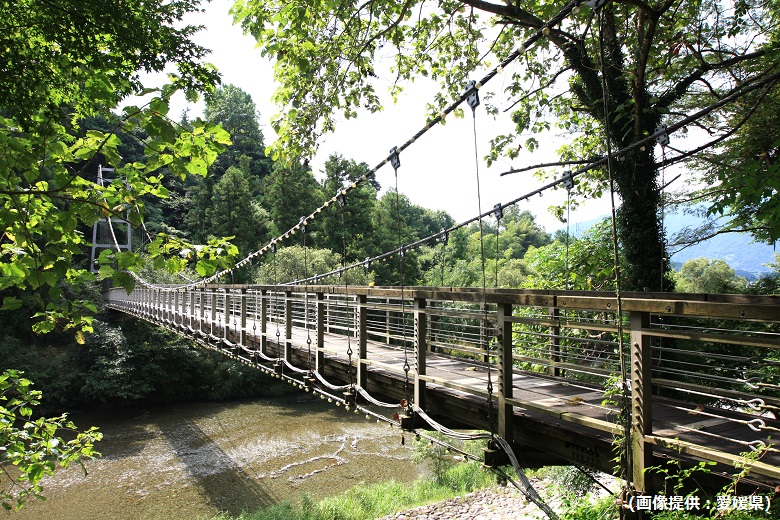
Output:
[
  {"xmin": 656, "ymin": 50, "xmax": 766, "ymax": 110},
  {"xmin": 500, "ymin": 158, "xmax": 595, "ymax": 176}
]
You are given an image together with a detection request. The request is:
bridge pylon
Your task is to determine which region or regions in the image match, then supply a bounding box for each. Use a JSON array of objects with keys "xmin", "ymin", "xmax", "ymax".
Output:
[{"xmin": 90, "ymin": 165, "xmax": 132, "ymax": 272}]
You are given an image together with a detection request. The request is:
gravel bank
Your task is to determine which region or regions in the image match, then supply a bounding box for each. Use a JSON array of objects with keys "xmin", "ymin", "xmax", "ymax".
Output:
[{"xmin": 378, "ymin": 479, "xmax": 566, "ymax": 520}]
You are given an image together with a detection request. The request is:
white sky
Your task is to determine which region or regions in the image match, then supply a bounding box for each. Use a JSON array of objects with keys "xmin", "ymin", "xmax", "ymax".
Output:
[{"xmin": 151, "ymin": 0, "xmax": 614, "ymax": 232}]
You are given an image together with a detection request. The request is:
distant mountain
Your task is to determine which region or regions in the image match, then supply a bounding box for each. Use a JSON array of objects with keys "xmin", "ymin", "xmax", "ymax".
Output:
[{"xmin": 563, "ymin": 210, "xmax": 777, "ymax": 278}]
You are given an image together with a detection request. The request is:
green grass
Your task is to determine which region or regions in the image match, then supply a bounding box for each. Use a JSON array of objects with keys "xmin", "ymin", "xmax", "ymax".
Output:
[{"xmin": 210, "ymin": 459, "xmax": 497, "ymax": 520}]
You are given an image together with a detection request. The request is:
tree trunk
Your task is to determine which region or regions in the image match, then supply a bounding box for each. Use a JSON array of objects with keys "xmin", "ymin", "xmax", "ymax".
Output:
[{"xmin": 614, "ymin": 149, "xmax": 668, "ymax": 291}]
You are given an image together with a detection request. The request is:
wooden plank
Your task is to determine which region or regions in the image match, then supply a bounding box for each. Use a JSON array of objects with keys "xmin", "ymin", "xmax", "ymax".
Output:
[
  {"xmin": 642, "ymin": 328, "xmax": 780, "ymax": 350},
  {"xmin": 646, "ymin": 435, "xmax": 780, "ymax": 481},
  {"xmin": 504, "ymin": 397, "xmax": 620, "ymax": 434}
]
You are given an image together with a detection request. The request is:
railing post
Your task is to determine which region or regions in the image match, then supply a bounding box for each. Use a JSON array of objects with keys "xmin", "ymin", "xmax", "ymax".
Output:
[
  {"xmin": 549, "ymin": 306, "xmax": 561, "ymax": 377},
  {"xmin": 223, "ymin": 290, "xmax": 231, "ymax": 342},
  {"xmin": 414, "ymin": 297, "xmax": 427, "ymax": 409},
  {"xmin": 481, "ymin": 302, "xmax": 489, "ymax": 363},
  {"xmin": 386, "ymin": 298, "xmax": 392, "ymax": 345},
  {"xmin": 260, "ymin": 289, "xmax": 268, "ymax": 355},
  {"xmin": 357, "ymin": 294, "xmax": 368, "ymax": 389},
  {"xmin": 630, "ymin": 310, "xmax": 653, "ymax": 494},
  {"xmin": 284, "ymin": 291, "xmax": 293, "ymax": 361},
  {"xmin": 316, "ymin": 292, "xmax": 325, "ymax": 371},
  {"xmin": 240, "ymin": 289, "xmax": 247, "ymax": 347},
  {"xmin": 189, "ymin": 288, "xmax": 196, "ymax": 329},
  {"xmin": 203, "ymin": 287, "xmax": 206, "ymax": 332},
  {"xmin": 173, "ymin": 290, "xmax": 180, "ymax": 325},
  {"xmin": 497, "ymin": 302, "xmax": 514, "ymax": 441},
  {"xmin": 210, "ymin": 289, "xmax": 217, "ymax": 336}
]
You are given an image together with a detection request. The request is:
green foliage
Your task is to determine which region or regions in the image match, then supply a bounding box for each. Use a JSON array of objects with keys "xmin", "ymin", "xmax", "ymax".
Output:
[
  {"xmin": 74, "ymin": 319, "xmax": 287, "ymax": 406},
  {"xmin": 0, "ymin": 369, "xmax": 102, "ymax": 511},
  {"xmin": 204, "ymin": 84, "xmax": 272, "ymax": 182},
  {"xmin": 208, "ymin": 166, "xmax": 270, "ymax": 256},
  {"xmin": 411, "ymin": 433, "xmax": 456, "ymax": 485},
  {"xmin": 675, "ymin": 258, "xmax": 748, "ymax": 294},
  {"xmin": 2, "ymin": 0, "xmax": 219, "ymax": 127},
  {"xmin": 318, "ymin": 154, "xmax": 378, "ymax": 260},
  {"xmin": 0, "ymin": 0, "xmax": 237, "ymax": 337},
  {"xmin": 262, "ymin": 162, "xmax": 324, "ymax": 237},
  {"xmin": 212, "ymin": 452, "xmax": 494, "ymax": 520},
  {"xmin": 232, "ymin": 0, "xmax": 779, "ymax": 291},
  {"xmin": 546, "ymin": 466, "xmax": 599, "ymax": 503},
  {"xmin": 523, "ymin": 220, "xmax": 616, "ymax": 291},
  {"xmin": 692, "ymin": 78, "xmax": 780, "ymax": 243},
  {"xmin": 255, "ymin": 246, "xmax": 368, "ymax": 285},
  {"xmin": 558, "ymin": 495, "xmax": 617, "ymax": 520}
]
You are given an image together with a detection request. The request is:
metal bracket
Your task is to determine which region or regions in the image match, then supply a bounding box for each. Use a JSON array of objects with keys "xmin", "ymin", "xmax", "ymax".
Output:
[
  {"xmin": 465, "ymin": 80, "xmax": 480, "ymax": 110},
  {"xmin": 440, "ymin": 229, "xmax": 449, "ymax": 245},
  {"xmin": 561, "ymin": 170, "xmax": 575, "ymax": 190},
  {"xmin": 655, "ymin": 125, "xmax": 670, "ymax": 147},
  {"xmin": 364, "ymin": 257, "xmax": 371, "ymax": 273},
  {"xmin": 389, "ymin": 146, "xmax": 401, "ymax": 170},
  {"xmin": 585, "ymin": 0, "xmax": 608, "ymax": 10},
  {"xmin": 492, "ymin": 203, "xmax": 504, "ymax": 220},
  {"xmin": 299, "ymin": 216, "xmax": 307, "ymax": 233},
  {"xmin": 337, "ymin": 191, "xmax": 347, "ymax": 208}
]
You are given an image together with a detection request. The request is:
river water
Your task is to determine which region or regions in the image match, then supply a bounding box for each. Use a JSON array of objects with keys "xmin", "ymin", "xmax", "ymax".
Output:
[{"xmin": 6, "ymin": 396, "xmax": 422, "ymax": 520}]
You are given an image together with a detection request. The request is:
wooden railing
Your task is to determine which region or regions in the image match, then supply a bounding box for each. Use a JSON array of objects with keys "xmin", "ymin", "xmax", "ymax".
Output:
[{"xmin": 105, "ymin": 285, "xmax": 780, "ymax": 490}]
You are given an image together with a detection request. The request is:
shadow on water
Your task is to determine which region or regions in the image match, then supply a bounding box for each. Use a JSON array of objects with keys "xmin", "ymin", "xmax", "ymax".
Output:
[{"xmin": 152, "ymin": 413, "xmax": 279, "ymax": 516}]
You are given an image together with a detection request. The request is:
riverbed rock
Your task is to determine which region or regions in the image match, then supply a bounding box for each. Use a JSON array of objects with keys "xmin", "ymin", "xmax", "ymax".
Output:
[{"xmin": 377, "ymin": 480, "xmax": 562, "ymax": 520}]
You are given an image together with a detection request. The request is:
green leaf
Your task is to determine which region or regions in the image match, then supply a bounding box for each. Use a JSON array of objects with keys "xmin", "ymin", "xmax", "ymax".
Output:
[{"xmin": 1, "ymin": 297, "xmax": 23, "ymax": 311}]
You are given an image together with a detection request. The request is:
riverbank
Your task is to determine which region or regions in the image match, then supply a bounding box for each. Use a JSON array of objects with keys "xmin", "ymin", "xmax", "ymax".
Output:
[{"xmin": 377, "ymin": 481, "xmax": 563, "ymax": 520}]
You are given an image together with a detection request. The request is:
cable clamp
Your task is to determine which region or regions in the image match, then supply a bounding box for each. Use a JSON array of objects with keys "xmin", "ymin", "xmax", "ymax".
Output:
[
  {"xmin": 492, "ymin": 203, "xmax": 504, "ymax": 220},
  {"xmin": 561, "ymin": 170, "xmax": 575, "ymax": 190},
  {"xmin": 655, "ymin": 125, "xmax": 670, "ymax": 147},
  {"xmin": 389, "ymin": 146, "xmax": 401, "ymax": 170},
  {"xmin": 440, "ymin": 229, "xmax": 449, "ymax": 245},
  {"xmin": 465, "ymin": 80, "xmax": 480, "ymax": 110},
  {"xmin": 364, "ymin": 257, "xmax": 371, "ymax": 273},
  {"xmin": 337, "ymin": 190, "xmax": 347, "ymax": 208},
  {"xmin": 585, "ymin": 0, "xmax": 608, "ymax": 9},
  {"xmin": 299, "ymin": 216, "xmax": 307, "ymax": 233}
]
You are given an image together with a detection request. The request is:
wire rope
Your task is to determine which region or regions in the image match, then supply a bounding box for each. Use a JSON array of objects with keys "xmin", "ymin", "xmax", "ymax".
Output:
[
  {"xmin": 338, "ymin": 191, "xmax": 356, "ymax": 389},
  {"xmin": 391, "ymin": 152, "xmax": 413, "ymax": 413},
  {"xmin": 595, "ymin": 6, "xmax": 633, "ymax": 493},
  {"xmin": 301, "ymin": 217, "xmax": 313, "ymax": 375},
  {"xmin": 467, "ymin": 80, "xmax": 496, "ymax": 438}
]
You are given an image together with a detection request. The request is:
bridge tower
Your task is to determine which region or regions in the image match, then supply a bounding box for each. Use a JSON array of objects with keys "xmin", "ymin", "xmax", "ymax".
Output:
[{"xmin": 90, "ymin": 165, "xmax": 132, "ymax": 272}]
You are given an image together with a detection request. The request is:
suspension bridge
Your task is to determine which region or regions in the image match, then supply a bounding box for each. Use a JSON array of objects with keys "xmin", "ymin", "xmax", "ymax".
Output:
[
  {"xmin": 85, "ymin": 2, "xmax": 780, "ymax": 515},
  {"xmin": 104, "ymin": 283, "xmax": 780, "ymax": 500}
]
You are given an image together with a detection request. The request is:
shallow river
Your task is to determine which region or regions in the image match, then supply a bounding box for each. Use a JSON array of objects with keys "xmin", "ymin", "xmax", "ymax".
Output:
[{"xmin": 7, "ymin": 396, "xmax": 422, "ymax": 520}]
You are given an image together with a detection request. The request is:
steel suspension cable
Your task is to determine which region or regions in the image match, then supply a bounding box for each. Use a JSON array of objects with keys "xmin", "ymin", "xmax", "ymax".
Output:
[
  {"xmin": 596, "ymin": 6, "xmax": 633, "ymax": 498},
  {"xmin": 467, "ymin": 82, "xmax": 496, "ymax": 438}
]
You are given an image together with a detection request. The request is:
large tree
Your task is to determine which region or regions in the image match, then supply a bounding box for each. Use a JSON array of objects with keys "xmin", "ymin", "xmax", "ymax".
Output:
[
  {"xmin": 231, "ymin": 0, "xmax": 779, "ymax": 291},
  {"xmin": 208, "ymin": 166, "xmax": 269, "ymax": 256},
  {"xmin": 261, "ymin": 162, "xmax": 324, "ymax": 237},
  {"xmin": 204, "ymin": 84, "xmax": 272, "ymax": 183},
  {"xmin": 319, "ymin": 154, "xmax": 379, "ymax": 261}
]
